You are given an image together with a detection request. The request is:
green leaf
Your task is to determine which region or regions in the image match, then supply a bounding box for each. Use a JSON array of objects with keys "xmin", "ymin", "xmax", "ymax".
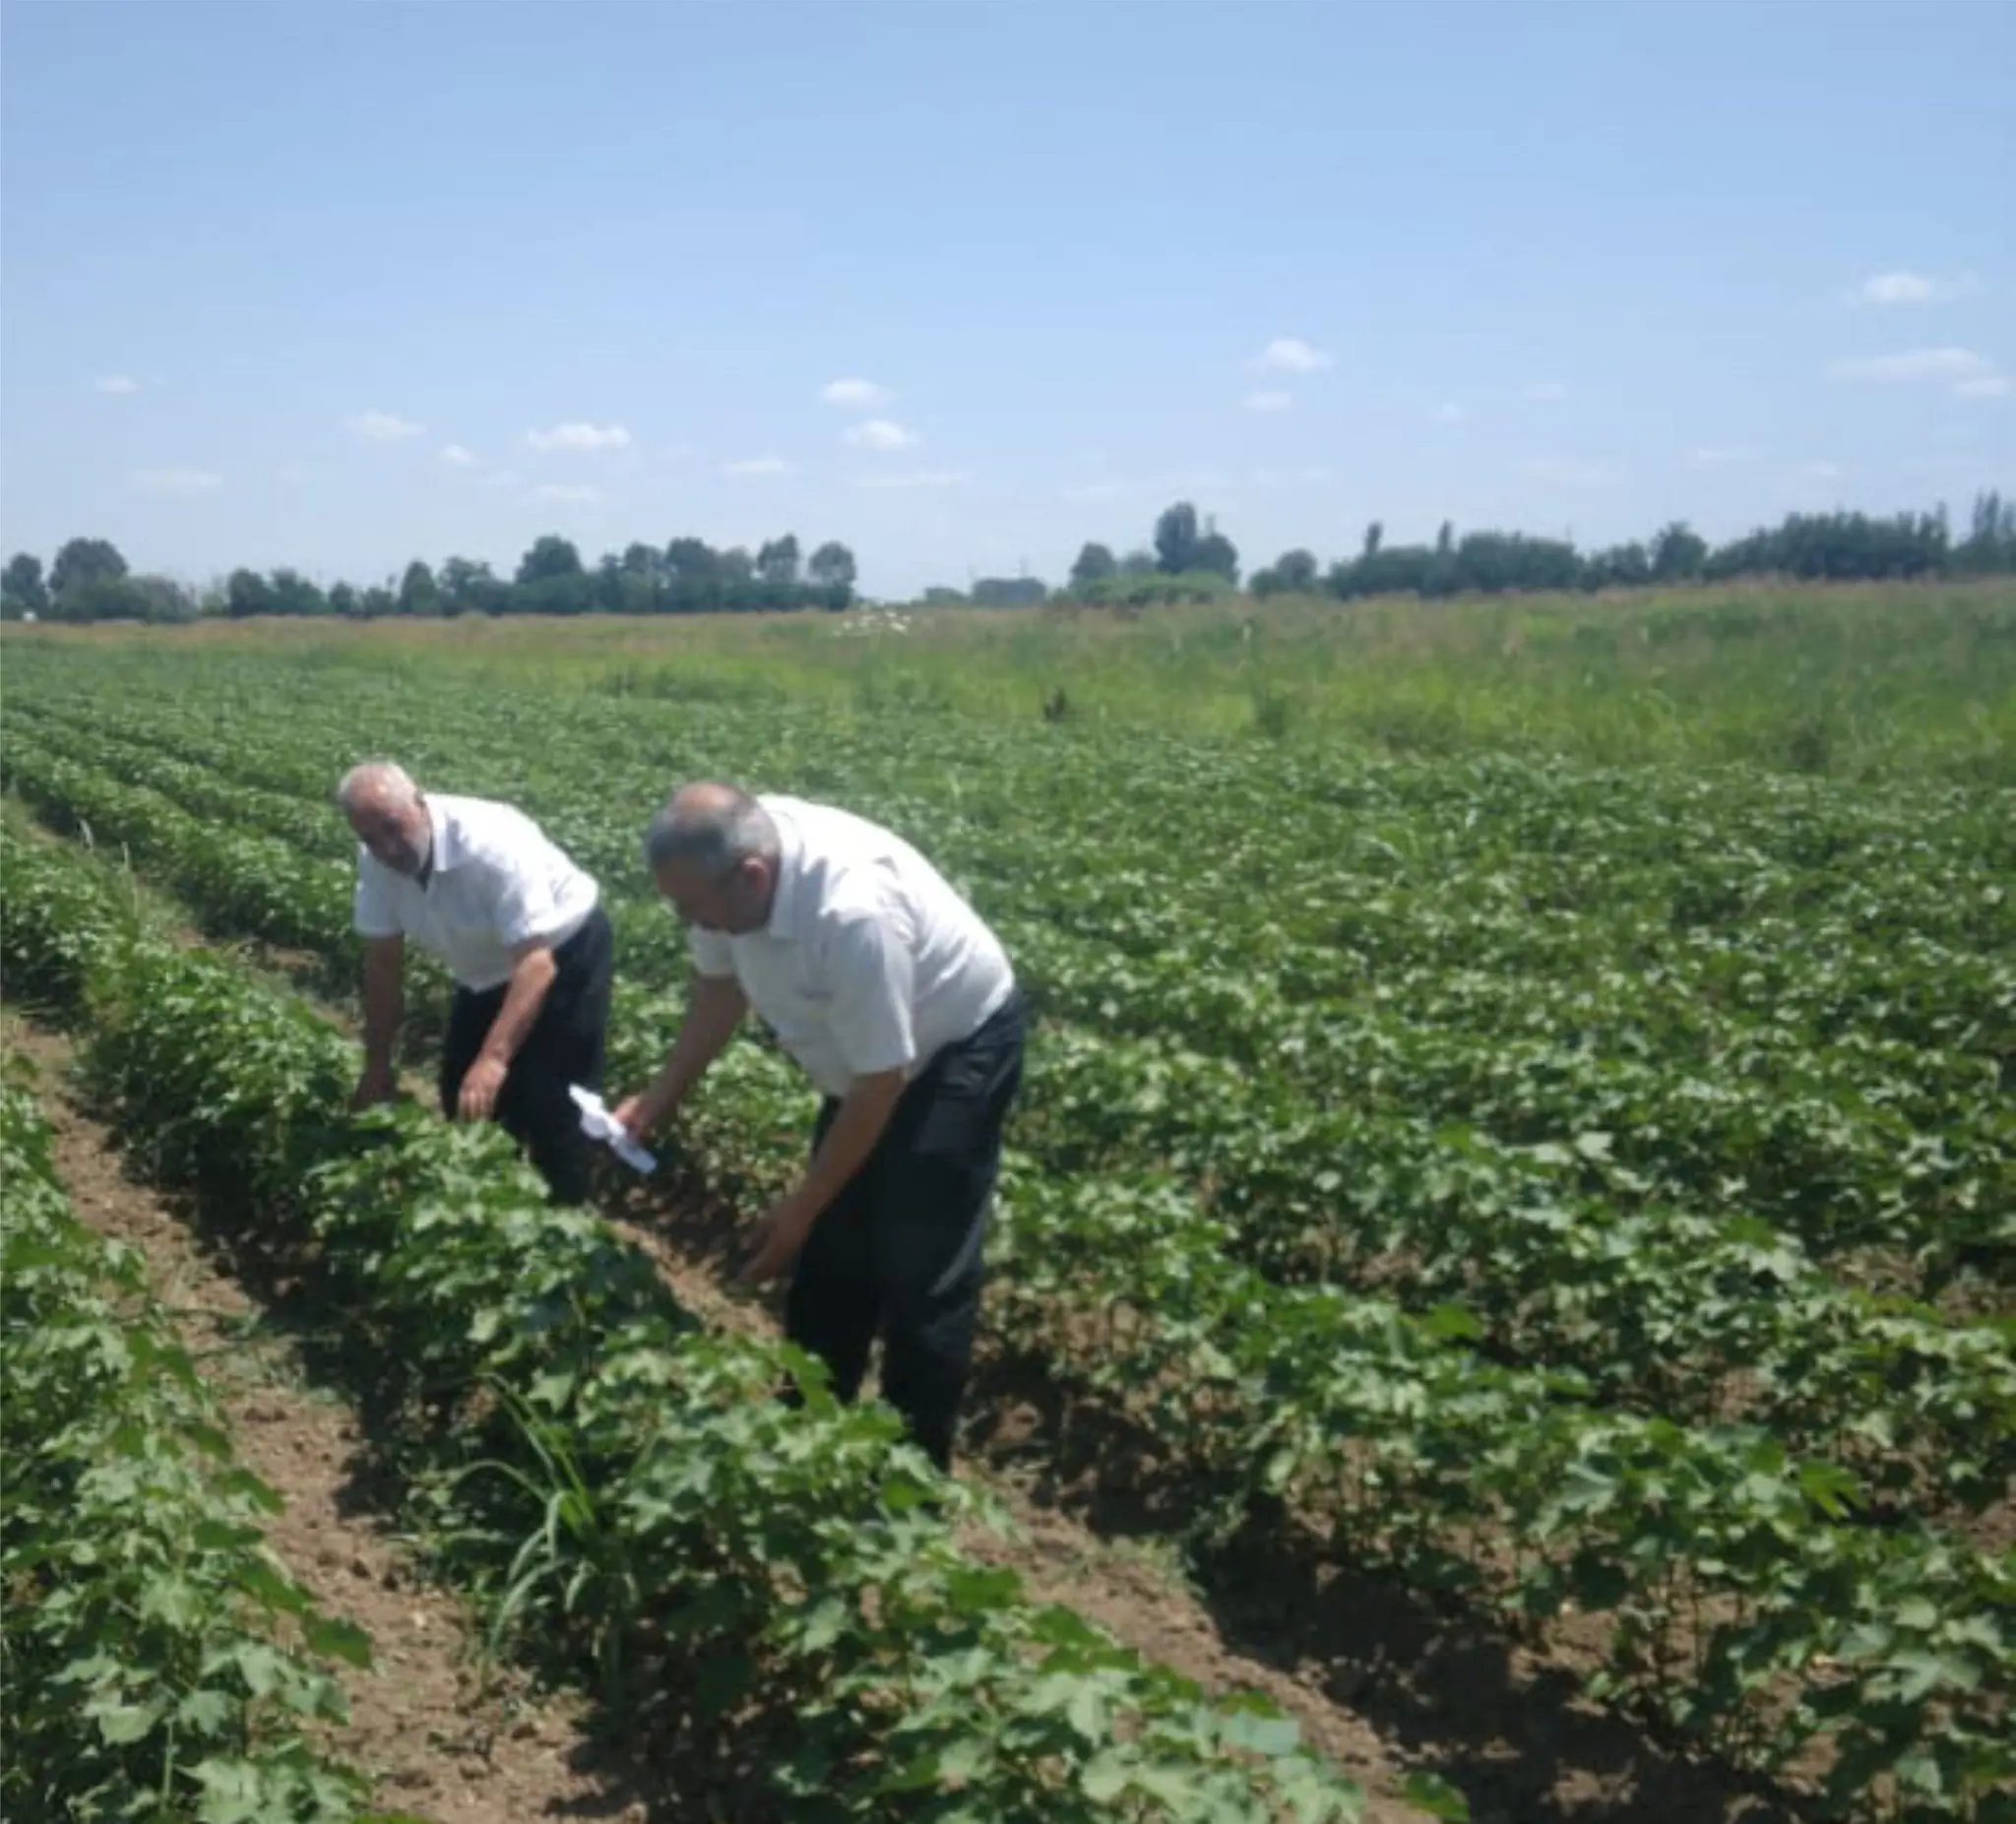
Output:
[
  {"xmin": 94, "ymin": 1702, "xmax": 157, "ymax": 1745},
  {"xmin": 1401, "ymin": 1771, "xmax": 1473, "ymax": 1820},
  {"xmin": 304, "ymin": 1614, "xmax": 374, "ymax": 1669}
]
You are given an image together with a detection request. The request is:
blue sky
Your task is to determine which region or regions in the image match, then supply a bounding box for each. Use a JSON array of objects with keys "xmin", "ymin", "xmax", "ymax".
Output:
[{"xmin": 3, "ymin": 0, "xmax": 2010, "ymax": 599}]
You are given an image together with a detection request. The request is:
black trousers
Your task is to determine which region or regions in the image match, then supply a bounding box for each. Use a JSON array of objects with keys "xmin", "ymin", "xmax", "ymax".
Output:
[
  {"xmin": 439, "ymin": 908, "xmax": 614, "ymax": 1206},
  {"xmin": 785, "ymin": 988, "xmax": 1027, "ymax": 1473}
]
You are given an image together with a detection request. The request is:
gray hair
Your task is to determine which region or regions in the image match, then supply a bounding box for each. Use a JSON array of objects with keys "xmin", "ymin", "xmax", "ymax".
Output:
[
  {"xmin": 337, "ymin": 760, "xmax": 420, "ymax": 814},
  {"xmin": 643, "ymin": 784, "xmax": 778, "ymax": 875}
]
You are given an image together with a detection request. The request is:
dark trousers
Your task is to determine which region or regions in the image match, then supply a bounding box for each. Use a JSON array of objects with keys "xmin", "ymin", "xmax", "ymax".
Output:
[
  {"xmin": 785, "ymin": 988, "xmax": 1027, "ymax": 1472},
  {"xmin": 439, "ymin": 908, "xmax": 614, "ymax": 1205}
]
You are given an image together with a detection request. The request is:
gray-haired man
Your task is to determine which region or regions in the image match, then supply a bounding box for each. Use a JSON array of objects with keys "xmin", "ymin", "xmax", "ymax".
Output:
[
  {"xmin": 341, "ymin": 761, "xmax": 614, "ymax": 1205},
  {"xmin": 614, "ymin": 781, "xmax": 1026, "ymax": 1472}
]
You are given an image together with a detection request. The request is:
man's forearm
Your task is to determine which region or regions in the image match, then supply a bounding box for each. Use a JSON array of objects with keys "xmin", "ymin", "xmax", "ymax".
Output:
[
  {"xmin": 791, "ymin": 1070, "xmax": 906, "ymax": 1221},
  {"xmin": 360, "ymin": 961, "xmax": 404, "ymax": 1070},
  {"xmin": 478, "ymin": 947, "xmax": 558, "ymax": 1067}
]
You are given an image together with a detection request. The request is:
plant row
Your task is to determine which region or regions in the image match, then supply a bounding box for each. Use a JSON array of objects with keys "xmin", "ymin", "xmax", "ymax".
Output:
[
  {"xmin": 0, "ymin": 1066, "xmax": 390, "ymax": 1824},
  {"xmin": 9, "ymin": 817, "xmax": 2009, "ymax": 1820},
  {"xmin": 0, "ymin": 823, "xmax": 1370, "ymax": 1824}
]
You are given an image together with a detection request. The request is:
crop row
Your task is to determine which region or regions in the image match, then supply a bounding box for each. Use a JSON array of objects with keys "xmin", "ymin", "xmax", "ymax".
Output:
[
  {"xmin": 13, "ymin": 695, "xmax": 2009, "ymax": 1281},
  {"xmin": 0, "ymin": 1068, "xmax": 385, "ymax": 1824},
  {"xmin": 8, "ymin": 799, "xmax": 2012, "ymax": 1817},
  {"xmin": 9, "ymin": 734, "xmax": 2012, "ymax": 1517},
  {"xmin": 0, "ymin": 823, "xmax": 1370, "ymax": 1824}
]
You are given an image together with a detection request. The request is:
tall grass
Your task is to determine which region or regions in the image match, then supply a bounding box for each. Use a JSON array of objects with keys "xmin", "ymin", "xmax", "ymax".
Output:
[{"xmin": 10, "ymin": 579, "xmax": 2012, "ymax": 784}]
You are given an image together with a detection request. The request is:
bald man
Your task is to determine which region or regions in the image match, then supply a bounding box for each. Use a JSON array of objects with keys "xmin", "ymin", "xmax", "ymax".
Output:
[
  {"xmin": 615, "ymin": 782, "xmax": 1025, "ymax": 1473},
  {"xmin": 340, "ymin": 761, "xmax": 613, "ymax": 1204}
]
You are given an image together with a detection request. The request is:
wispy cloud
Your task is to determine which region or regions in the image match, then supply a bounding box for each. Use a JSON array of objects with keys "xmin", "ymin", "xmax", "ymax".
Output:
[
  {"xmin": 1524, "ymin": 381, "xmax": 1569, "ymax": 403},
  {"xmin": 722, "ymin": 456, "xmax": 792, "ymax": 477},
  {"xmin": 1691, "ymin": 444, "xmax": 1764, "ymax": 466},
  {"xmin": 131, "ymin": 467, "xmax": 222, "ymax": 496},
  {"xmin": 1432, "ymin": 401, "xmax": 1467, "ymax": 424},
  {"xmin": 1955, "ymin": 374, "xmax": 2011, "ymax": 400},
  {"xmin": 1825, "ymin": 346, "xmax": 1994, "ymax": 386},
  {"xmin": 1519, "ymin": 456, "xmax": 1610, "ymax": 486},
  {"xmin": 535, "ymin": 482, "xmax": 600, "ymax": 504},
  {"xmin": 844, "ymin": 417, "xmax": 919, "ymax": 451},
  {"xmin": 1801, "ymin": 461, "xmax": 1845, "ymax": 480},
  {"xmin": 1062, "ymin": 479, "xmax": 1128, "ymax": 501},
  {"xmin": 525, "ymin": 420, "xmax": 631, "ymax": 453},
  {"xmin": 821, "ymin": 377, "xmax": 890, "ymax": 408},
  {"xmin": 1252, "ymin": 337, "xmax": 1333, "ymax": 374},
  {"xmin": 850, "ymin": 469, "xmax": 968, "ymax": 490},
  {"xmin": 1243, "ymin": 389, "xmax": 1293, "ymax": 412},
  {"xmin": 1851, "ymin": 269, "xmax": 1981, "ymax": 306},
  {"xmin": 94, "ymin": 374, "xmax": 142, "ymax": 396},
  {"xmin": 346, "ymin": 410, "xmax": 424, "ymax": 444},
  {"xmin": 438, "ymin": 443, "xmax": 478, "ymax": 468}
]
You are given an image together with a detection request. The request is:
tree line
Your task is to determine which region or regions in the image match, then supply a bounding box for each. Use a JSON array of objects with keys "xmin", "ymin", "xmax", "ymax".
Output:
[
  {"xmin": 0, "ymin": 532, "xmax": 858, "ymax": 623},
  {"xmin": 1043, "ymin": 491, "xmax": 2016, "ymax": 607},
  {"xmin": 7, "ymin": 491, "xmax": 2014, "ymax": 625}
]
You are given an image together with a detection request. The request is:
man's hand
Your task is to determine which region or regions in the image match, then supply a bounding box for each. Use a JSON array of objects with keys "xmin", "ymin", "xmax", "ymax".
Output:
[
  {"xmin": 457, "ymin": 1054, "xmax": 508, "ymax": 1122},
  {"xmin": 612, "ymin": 1091, "xmax": 664, "ymax": 1141},
  {"xmin": 735, "ymin": 1194, "xmax": 818, "ymax": 1288},
  {"xmin": 349, "ymin": 1062, "xmax": 398, "ymax": 1113}
]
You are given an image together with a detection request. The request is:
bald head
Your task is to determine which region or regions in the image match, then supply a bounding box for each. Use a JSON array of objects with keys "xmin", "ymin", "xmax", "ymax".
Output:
[
  {"xmin": 339, "ymin": 760, "xmax": 432, "ymax": 877},
  {"xmin": 643, "ymin": 782, "xmax": 778, "ymax": 875},
  {"xmin": 644, "ymin": 782, "xmax": 779, "ymax": 934}
]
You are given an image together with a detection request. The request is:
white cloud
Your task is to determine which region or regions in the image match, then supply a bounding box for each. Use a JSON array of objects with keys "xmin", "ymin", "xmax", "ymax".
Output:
[
  {"xmin": 535, "ymin": 482, "xmax": 600, "ymax": 504},
  {"xmin": 1432, "ymin": 401, "xmax": 1466, "ymax": 424},
  {"xmin": 1825, "ymin": 346, "xmax": 1993, "ymax": 385},
  {"xmin": 1691, "ymin": 445, "xmax": 1764, "ymax": 466},
  {"xmin": 1955, "ymin": 374, "xmax": 2011, "ymax": 400},
  {"xmin": 1519, "ymin": 456, "xmax": 1610, "ymax": 486},
  {"xmin": 1063, "ymin": 479, "xmax": 1128, "ymax": 501},
  {"xmin": 844, "ymin": 417, "xmax": 920, "ymax": 451},
  {"xmin": 1852, "ymin": 269, "xmax": 1980, "ymax": 306},
  {"xmin": 850, "ymin": 469, "xmax": 968, "ymax": 489},
  {"xmin": 1801, "ymin": 461, "xmax": 1845, "ymax": 480},
  {"xmin": 1243, "ymin": 390, "xmax": 1293, "ymax": 412},
  {"xmin": 438, "ymin": 443, "xmax": 478, "ymax": 468},
  {"xmin": 1253, "ymin": 337, "xmax": 1333, "ymax": 374},
  {"xmin": 346, "ymin": 410, "xmax": 424, "ymax": 444},
  {"xmin": 131, "ymin": 467, "xmax": 222, "ymax": 496},
  {"xmin": 822, "ymin": 377, "xmax": 890, "ymax": 408},
  {"xmin": 723, "ymin": 456, "xmax": 791, "ymax": 477},
  {"xmin": 94, "ymin": 374, "xmax": 141, "ymax": 395},
  {"xmin": 1524, "ymin": 381, "xmax": 1569, "ymax": 403},
  {"xmin": 525, "ymin": 420, "xmax": 631, "ymax": 453}
]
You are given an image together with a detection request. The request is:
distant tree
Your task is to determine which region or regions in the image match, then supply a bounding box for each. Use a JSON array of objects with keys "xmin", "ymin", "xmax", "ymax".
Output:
[
  {"xmin": 1191, "ymin": 525, "xmax": 1239, "ymax": 586},
  {"xmin": 807, "ymin": 540, "xmax": 856, "ymax": 590},
  {"xmin": 269, "ymin": 568, "xmax": 329, "ymax": 616},
  {"xmin": 50, "ymin": 536, "xmax": 128, "ymax": 603},
  {"xmin": 127, "ymin": 574, "xmax": 201, "ymax": 623},
  {"xmin": 329, "ymin": 582, "xmax": 363, "ymax": 618},
  {"xmin": 2, "ymin": 552, "xmax": 48, "ymax": 618},
  {"xmin": 514, "ymin": 535, "xmax": 590, "ymax": 613},
  {"xmin": 515, "ymin": 535, "xmax": 584, "ymax": 585},
  {"xmin": 1361, "ymin": 521, "xmax": 1384, "ymax": 561},
  {"xmin": 1154, "ymin": 501, "xmax": 1201, "ymax": 574},
  {"xmin": 398, "ymin": 559, "xmax": 442, "ymax": 617},
  {"xmin": 359, "ymin": 584, "xmax": 397, "ymax": 618},
  {"xmin": 439, "ymin": 555, "xmax": 507, "ymax": 615},
  {"xmin": 972, "ymin": 577, "xmax": 1047, "ymax": 607},
  {"xmin": 1120, "ymin": 547, "xmax": 1158, "ymax": 576},
  {"xmin": 1068, "ymin": 542, "xmax": 1118, "ymax": 592},
  {"xmin": 1253, "ymin": 548, "xmax": 1317, "ymax": 596},
  {"xmin": 225, "ymin": 567, "xmax": 276, "ymax": 618},
  {"xmin": 1650, "ymin": 521, "xmax": 1708, "ymax": 583},
  {"xmin": 720, "ymin": 546, "xmax": 756, "ymax": 585},
  {"xmin": 756, "ymin": 535, "xmax": 801, "ymax": 587}
]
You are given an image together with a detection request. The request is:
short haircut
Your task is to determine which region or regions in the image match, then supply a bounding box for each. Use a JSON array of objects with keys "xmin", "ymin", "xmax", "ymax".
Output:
[{"xmin": 643, "ymin": 784, "xmax": 779, "ymax": 875}]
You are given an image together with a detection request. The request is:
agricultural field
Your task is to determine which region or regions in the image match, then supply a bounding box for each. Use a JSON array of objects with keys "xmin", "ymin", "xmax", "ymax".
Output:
[{"xmin": 2, "ymin": 588, "xmax": 2012, "ymax": 1824}]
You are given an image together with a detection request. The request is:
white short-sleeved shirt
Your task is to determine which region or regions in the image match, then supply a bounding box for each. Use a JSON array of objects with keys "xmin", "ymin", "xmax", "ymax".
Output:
[
  {"xmin": 687, "ymin": 794, "xmax": 1014, "ymax": 1099},
  {"xmin": 352, "ymin": 793, "xmax": 598, "ymax": 991}
]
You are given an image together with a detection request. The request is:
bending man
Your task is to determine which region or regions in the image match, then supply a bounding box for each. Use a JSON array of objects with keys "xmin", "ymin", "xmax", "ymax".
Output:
[
  {"xmin": 341, "ymin": 760, "xmax": 613, "ymax": 1205},
  {"xmin": 616, "ymin": 783, "xmax": 1025, "ymax": 1473}
]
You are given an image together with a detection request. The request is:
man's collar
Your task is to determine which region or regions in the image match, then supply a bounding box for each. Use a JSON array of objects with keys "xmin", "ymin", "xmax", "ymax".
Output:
[
  {"xmin": 422, "ymin": 795, "xmax": 465, "ymax": 873},
  {"xmin": 762, "ymin": 805, "xmax": 800, "ymax": 938}
]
